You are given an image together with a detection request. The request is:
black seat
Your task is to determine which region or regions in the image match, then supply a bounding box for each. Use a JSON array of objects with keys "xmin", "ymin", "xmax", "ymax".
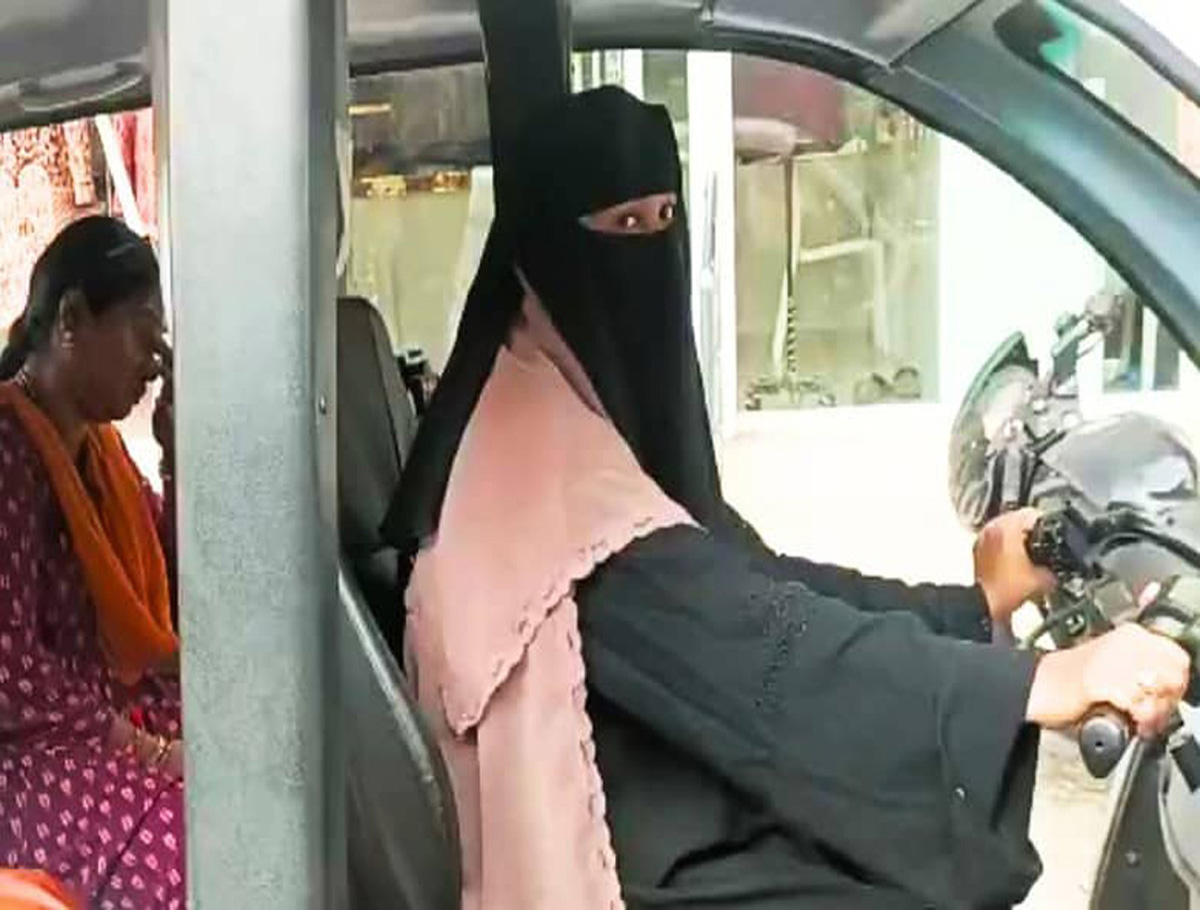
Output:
[
  {"xmin": 341, "ymin": 566, "xmax": 461, "ymax": 910},
  {"xmin": 337, "ymin": 295, "xmax": 461, "ymax": 909},
  {"xmin": 337, "ymin": 295, "xmax": 415, "ymax": 657}
]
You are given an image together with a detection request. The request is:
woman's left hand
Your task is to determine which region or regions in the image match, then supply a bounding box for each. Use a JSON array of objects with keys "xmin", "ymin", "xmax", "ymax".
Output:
[{"xmin": 974, "ymin": 507, "xmax": 1057, "ymax": 625}]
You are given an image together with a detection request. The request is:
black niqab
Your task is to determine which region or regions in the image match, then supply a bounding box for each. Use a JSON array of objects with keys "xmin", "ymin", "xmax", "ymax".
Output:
[{"xmin": 382, "ymin": 86, "xmax": 724, "ymax": 550}]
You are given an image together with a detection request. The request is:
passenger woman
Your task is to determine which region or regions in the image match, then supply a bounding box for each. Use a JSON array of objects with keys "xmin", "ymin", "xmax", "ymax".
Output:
[
  {"xmin": 0, "ymin": 217, "xmax": 184, "ymax": 908},
  {"xmin": 384, "ymin": 87, "xmax": 1190, "ymax": 909}
]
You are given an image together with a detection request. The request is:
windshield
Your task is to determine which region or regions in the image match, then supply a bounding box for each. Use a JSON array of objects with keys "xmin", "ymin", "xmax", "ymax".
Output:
[{"xmin": 997, "ymin": 0, "xmax": 1200, "ymax": 180}]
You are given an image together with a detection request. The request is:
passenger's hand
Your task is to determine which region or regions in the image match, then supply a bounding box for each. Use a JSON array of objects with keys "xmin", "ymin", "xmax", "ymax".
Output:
[
  {"xmin": 152, "ymin": 340, "xmax": 174, "ymax": 469},
  {"xmin": 108, "ymin": 712, "xmax": 184, "ymax": 779},
  {"xmin": 1026, "ymin": 624, "xmax": 1191, "ymax": 738},
  {"xmin": 161, "ymin": 739, "xmax": 184, "ymax": 781},
  {"xmin": 974, "ymin": 508, "xmax": 1056, "ymax": 624},
  {"xmin": 108, "ymin": 711, "xmax": 137, "ymax": 752}
]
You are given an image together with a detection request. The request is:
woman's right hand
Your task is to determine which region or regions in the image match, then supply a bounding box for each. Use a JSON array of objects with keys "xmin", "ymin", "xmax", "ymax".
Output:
[{"xmin": 1026, "ymin": 624, "xmax": 1191, "ymax": 739}]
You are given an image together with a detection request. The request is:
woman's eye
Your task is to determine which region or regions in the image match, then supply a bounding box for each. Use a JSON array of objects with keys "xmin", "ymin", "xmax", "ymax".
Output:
[
  {"xmin": 620, "ymin": 213, "xmax": 640, "ymax": 231},
  {"xmin": 660, "ymin": 203, "xmax": 676, "ymax": 223}
]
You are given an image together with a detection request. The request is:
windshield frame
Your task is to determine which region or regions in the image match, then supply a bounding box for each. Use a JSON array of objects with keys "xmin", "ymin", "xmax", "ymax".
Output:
[
  {"xmin": 1056, "ymin": 0, "xmax": 1200, "ymax": 109},
  {"xmin": 996, "ymin": 0, "xmax": 1200, "ymax": 186}
]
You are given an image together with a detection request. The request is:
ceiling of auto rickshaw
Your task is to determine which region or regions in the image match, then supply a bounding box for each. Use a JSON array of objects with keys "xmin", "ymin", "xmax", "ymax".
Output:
[{"xmin": 0, "ymin": 0, "xmax": 983, "ymax": 131}]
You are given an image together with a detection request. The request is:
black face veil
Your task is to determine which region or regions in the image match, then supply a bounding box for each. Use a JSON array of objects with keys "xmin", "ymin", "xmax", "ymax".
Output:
[{"xmin": 381, "ymin": 86, "xmax": 724, "ymax": 552}]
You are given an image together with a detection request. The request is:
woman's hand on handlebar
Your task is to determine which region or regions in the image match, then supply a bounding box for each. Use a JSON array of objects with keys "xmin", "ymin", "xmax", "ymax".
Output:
[
  {"xmin": 1025, "ymin": 624, "xmax": 1191, "ymax": 738},
  {"xmin": 974, "ymin": 508, "xmax": 1057, "ymax": 625}
]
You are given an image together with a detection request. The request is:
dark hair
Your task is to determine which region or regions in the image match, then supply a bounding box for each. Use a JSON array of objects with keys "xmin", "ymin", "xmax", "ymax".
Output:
[{"xmin": 0, "ymin": 216, "xmax": 160, "ymax": 380}]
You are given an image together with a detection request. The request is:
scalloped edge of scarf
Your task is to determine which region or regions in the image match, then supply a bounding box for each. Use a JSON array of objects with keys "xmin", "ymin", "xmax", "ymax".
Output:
[{"xmin": 412, "ymin": 512, "xmax": 691, "ymax": 737}]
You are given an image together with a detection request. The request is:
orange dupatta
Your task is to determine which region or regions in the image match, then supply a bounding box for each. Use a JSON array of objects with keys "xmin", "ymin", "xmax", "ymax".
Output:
[
  {"xmin": 0, "ymin": 385, "xmax": 177, "ymax": 684},
  {"xmin": 0, "ymin": 870, "xmax": 79, "ymax": 910}
]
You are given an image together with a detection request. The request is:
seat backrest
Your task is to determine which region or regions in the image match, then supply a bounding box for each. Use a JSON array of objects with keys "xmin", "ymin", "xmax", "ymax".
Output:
[
  {"xmin": 337, "ymin": 295, "xmax": 416, "ymax": 656},
  {"xmin": 342, "ymin": 566, "xmax": 461, "ymax": 910},
  {"xmin": 337, "ymin": 295, "xmax": 461, "ymax": 909}
]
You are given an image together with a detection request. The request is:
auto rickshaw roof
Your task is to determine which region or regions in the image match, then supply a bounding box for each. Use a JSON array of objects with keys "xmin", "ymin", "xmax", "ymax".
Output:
[{"xmin": 0, "ymin": 0, "xmax": 979, "ymax": 130}]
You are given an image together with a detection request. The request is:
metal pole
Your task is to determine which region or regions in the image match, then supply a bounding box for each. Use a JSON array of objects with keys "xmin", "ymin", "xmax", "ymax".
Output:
[
  {"xmin": 686, "ymin": 51, "xmax": 737, "ymax": 438},
  {"xmin": 157, "ymin": 0, "xmax": 344, "ymax": 905}
]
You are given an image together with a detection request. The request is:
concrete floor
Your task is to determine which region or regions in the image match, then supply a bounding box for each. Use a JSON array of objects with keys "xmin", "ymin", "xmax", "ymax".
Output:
[{"xmin": 1019, "ymin": 734, "xmax": 1113, "ymax": 909}]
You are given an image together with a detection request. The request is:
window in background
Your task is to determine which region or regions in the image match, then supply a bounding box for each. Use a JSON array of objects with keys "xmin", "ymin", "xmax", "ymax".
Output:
[
  {"xmin": 0, "ymin": 111, "xmax": 154, "ymax": 329},
  {"xmin": 0, "ymin": 111, "xmax": 159, "ymax": 480},
  {"xmin": 1100, "ymin": 284, "xmax": 1182, "ymax": 392},
  {"xmin": 995, "ymin": 0, "xmax": 1196, "ymax": 395},
  {"xmin": 346, "ymin": 64, "xmax": 492, "ymax": 371},
  {"xmin": 733, "ymin": 57, "xmax": 940, "ymax": 411}
]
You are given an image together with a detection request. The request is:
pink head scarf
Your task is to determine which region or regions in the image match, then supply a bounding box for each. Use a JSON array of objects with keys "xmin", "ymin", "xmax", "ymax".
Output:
[{"xmin": 406, "ymin": 294, "xmax": 693, "ymax": 909}]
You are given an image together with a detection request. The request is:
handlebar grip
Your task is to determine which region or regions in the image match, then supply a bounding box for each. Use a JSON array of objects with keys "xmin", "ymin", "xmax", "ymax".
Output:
[{"xmin": 1078, "ymin": 706, "xmax": 1132, "ymax": 778}]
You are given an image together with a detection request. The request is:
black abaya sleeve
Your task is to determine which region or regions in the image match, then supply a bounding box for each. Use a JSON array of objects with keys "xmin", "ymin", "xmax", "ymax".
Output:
[
  {"xmin": 578, "ymin": 525, "xmax": 1042, "ymax": 909},
  {"xmin": 720, "ymin": 505, "xmax": 994, "ymax": 642}
]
